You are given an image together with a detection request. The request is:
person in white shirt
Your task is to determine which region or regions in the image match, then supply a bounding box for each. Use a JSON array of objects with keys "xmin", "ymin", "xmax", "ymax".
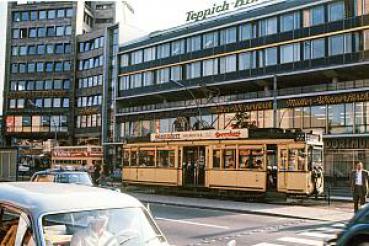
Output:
[
  {"xmin": 352, "ymin": 162, "xmax": 369, "ymax": 213},
  {"xmin": 70, "ymin": 215, "xmax": 118, "ymax": 246}
]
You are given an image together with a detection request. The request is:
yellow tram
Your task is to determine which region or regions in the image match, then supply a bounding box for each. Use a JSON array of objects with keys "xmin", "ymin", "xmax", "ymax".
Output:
[{"xmin": 122, "ymin": 128, "xmax": 323, "ymax": 196}]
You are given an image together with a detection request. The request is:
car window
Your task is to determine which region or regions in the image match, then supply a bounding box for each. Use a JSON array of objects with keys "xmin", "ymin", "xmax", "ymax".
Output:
[
  {"xmin": 0, "ymin": 207, "xmax": 35, "ymax": 246},
  {"xmin": 55, "ymin": 173, "xmax": 92, "ymax": 185},
  {"xmin": 35, "ymin": 175, "xmax": 55, "ymax": 182}
]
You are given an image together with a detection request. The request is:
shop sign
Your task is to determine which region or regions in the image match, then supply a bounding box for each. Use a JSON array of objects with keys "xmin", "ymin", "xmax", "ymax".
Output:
[
  {"xmin": 151, "ymin": 129, "xmax": 249, "ymax": 142},
  {"xmin": 186, "ymin": 0, "xmax": 261, "ymax": 22},
  {"xmin": 325, "ymin": 138, "xmax": 369, "ymax": 150},
  {"xmin": 53, "ymin": 149, "xmax": 103, "ymax": 158},
  {"xmin": 213, "ymin": 101, "xmax": 273, "ymax": 113},
  {"xmin": 283, "ymin": 91, "xmax": 369, "ymax": 108}
]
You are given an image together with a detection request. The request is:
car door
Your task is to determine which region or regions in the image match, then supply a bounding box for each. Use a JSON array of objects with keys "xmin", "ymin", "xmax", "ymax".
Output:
[{"xmin": 0, "ymin": 204, "xmax": 36, "ymax": 246}]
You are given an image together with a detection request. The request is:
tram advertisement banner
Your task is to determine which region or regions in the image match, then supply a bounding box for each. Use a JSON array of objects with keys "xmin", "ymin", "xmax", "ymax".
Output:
[{"xmin": 151, "ymin": 129, "xmax": 249, "ymax": 142}]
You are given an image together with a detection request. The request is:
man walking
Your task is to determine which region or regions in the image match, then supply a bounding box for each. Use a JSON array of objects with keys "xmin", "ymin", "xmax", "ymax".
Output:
[{"xmin": 352, "ymin": 161, "xmax": 369, "ymax": 213}]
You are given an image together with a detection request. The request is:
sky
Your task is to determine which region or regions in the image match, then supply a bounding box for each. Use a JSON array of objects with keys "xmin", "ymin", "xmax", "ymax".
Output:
[{"xmin": 0, "ymin": 0, "xmax": 225, "ymax": 114}]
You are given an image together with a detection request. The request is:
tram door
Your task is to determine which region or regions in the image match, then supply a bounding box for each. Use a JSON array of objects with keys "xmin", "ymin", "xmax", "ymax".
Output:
[
  {"xmin": 267, "ymin": 145, "xmax": 278, "ymax": 191},
  {"xmin": 183, "ymin": 146, "xmax": 206, "ymax": 187}
]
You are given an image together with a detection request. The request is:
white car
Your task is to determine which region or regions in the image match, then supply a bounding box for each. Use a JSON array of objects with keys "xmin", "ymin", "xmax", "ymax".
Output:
[{"xmin": 0, "ymin": 182, "xmax": 169, "ymax": 246}]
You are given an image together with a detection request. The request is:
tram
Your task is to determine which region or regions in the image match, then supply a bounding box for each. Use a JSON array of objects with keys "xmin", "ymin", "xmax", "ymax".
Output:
[{"xmin": 122, "ymin": 128, "xmax": 324, "ymax": 196}]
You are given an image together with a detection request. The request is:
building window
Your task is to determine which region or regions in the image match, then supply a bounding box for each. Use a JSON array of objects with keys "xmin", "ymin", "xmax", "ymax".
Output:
[
  {"xmin": 143, "ymin": 71, "xmax": 154, "ymax": 86},
  {"xmin": 45, "ymin": 62, "xmax": 53, "ymax": 72},
  {"xmin": 38, "ymin": 27, "xmax": 46, "ymax": 37},
  {"xmin": 13, "ymin": 12, "xmax": 21, "ymax": 22},
  {"xmin": 12, "ymin": 29, "xmax": 20, "ymax": 39},
  {"xmin": 143, "ymin": 47, "xmax": 156, "ymax": 62},
  {"xmin": 39, "ymin": 10, "xmax": 47, "ymax": 20},
  {"xmin": 304, "ymin": 38, "xmax": 325, "ymax": 60},
  {"xmin": 19, "ymin": 63, "xmax": 26, "ymax": 73},
  {"xmin": 311, "ymin": 5, "xmax": 325, "ymax": 26},
  {"xmin": 56, "ymin": 26, "xmax": 64, "ymax": 36},
  {"xmin": 27, "ymin": 63, "xmax": 35, "ymax": 73},
  {"xmin": 203, "ymin": 58, "xmax": 218, "ymax": 76},
  {"xmin": 131, "ymin": 50, "xmax": 143, "ymax": 65},
  {"xmin": 120, "ymin": 54, "xmax": 130, "ymax": 67},
  {"xmin": 220, "ymin": 27, "xmax": 237, "ymax": 45},
  {"xmin": 203, "ymin": 32, "xmax": 218, "ymax": 49},
  {"xmin": 280, "ymin": 12, "xmax": 300, "ymax": 32},
  {"xmin": 48, "ymin": 10, "xmax": 56, "ymax": 19},
  {"xmin": 220, "ymin": 55, "xmax": 237, "ymax": 73},
  {"xmin": 57, "ymin": 9, "xmax": 65, "ymax": 18},
  {"xmin": 37, "ymin": 45, "xmax": 45, "ymax": 55},
  {"xmin": 157, "ymin": 68, "xmax": 170, "ymax": 84},
  {"xmin": 29, "ymin": 28, "xmax": 37, "ymax": 38},
  {"xmin": 186, "ymin": 62, "xmax": 201, "ymax": 79},
  {"xmin": 187, "ymin": 36, "xmax": 201, "ymax": 52},
  {"xmin": 328, "ymin": 1, "xmax": 345, "ymax": 22},
  {"xmin": 260, "ymin": 48, "xmax": 278, "ymax": 67},
  {"xmin": 55, "ymin": 62, "xmax": 63, "ymax": 72},
  {"xmin": 11, "ymin": 64, "xmax": 18, "ymax": 73},
  {"xmin": 171, "ymin": 66, "xmax": 182, "ymax": 81},
  {"xmin": 239, "ymin": 51, "xmax": 256, "ymax": 70},
  {"xmin": 27, "ymin": 81, "xmax": 34, "ymax": 91},
  {"xmin": 280, "ymin": 43, "xmax": 301, "ymax": 64},
  {"xmin": 259, "ymin": 17, "xmax": 278, "ymax": 36},
  {"xmin": 47, "ymin": 26, "xmax": 55, "ymax": 37},
  {"xmin": 30, "ymin": 11, "xmax": 38, "ymax": 21},
  {"xmin": 119, "ymin": 76, "xmax": 130, "ymax": 90},
  {"xmin": 240, "ymin": 23, "xmax": 256, "ymax": 41},
  {"xmin": 9, "ymin": 99, "xmax": 16, "ymax": 109},
  {"xmin": 20, "ymin": 46, "xmax": 27, "ymax": 56},
  {"xmin": 17, "ymin": 99, "xmax": 25, "ymax": 109},
  {"xmin": 65, "ymin": 26, "xmax": 72, "ymax": 35},
  {"xmin": 171, "ymin": 40, "xmax": 185, "ymax": 56},
  {"xmin": 46, "ymin": 44, "xmax": 54, "ymax": 54},
  {"xmin": 11, "ymin": 46, "xmax": 18, "ymax": 56},
  {"xmin": 66, "ymin": 8, "xmax": 73, "ymax": 17},
  {"xmin": 328, "ymin": 34, "xmax": 352, "ymax": 56},
  {"xmin": 21, "ymin": 12, "xmax": 29, "ymax": 21},
  {"xmin": 35, "ymin": 80, "xmax": 44, "ymax": 90},
  {"xmin": 130, "ymin": 74, "xmax": 142, "ymax": 88},
  {"xmin": 157, "ymin": 43, "xmax": 170, "ymax": 59}
]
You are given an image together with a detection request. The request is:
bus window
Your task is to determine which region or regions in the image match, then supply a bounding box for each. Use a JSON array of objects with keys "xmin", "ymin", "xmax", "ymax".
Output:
[
  {"xmin": 223, "ymin": 149, "xmax": 236, "ymax": 169},
  {"xmin": 213, "ymin": 150, "xmax": 221, "ymax": 168},
  {"xmin": 131, "ymin": 151, "xmax": 138, "ymax": 166},
  {"xmin": 139, "ymin": 150, "xmax": 155, "ymax": 166},
  {"xmin": 123, "ymin": 151, "xmax": 129, "ymax": 166},
  {"xmin": 158, "ymin": 150, "xmax": 175, "ymax": 168},
  {"xmin": 288, "ymin": 149, "xmax": 306, "ymax": 171}
]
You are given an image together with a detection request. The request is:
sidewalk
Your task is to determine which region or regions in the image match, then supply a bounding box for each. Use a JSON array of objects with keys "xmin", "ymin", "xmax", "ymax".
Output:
[{"xmin": 129, "ymin": 192, "xmax": 354, "ymax": 222}]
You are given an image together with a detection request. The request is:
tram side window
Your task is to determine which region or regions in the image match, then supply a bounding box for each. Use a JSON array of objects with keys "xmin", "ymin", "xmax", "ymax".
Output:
[
  {"xmin": 288, "ymin": 149, "xmax": 306, "ymax": 171},
  {"xmin": 239, "ymin": 149, "xmax": 264, "ymax": 169},
  {"xmin": 123, "ymin": 151, "xmax": 129, "ymax": 166},
  {"xmin": 223, "ymin": 149, "xmax": 236, "ymax": 169},
  {"xmin": 139, "ymin": 150, "xmax": 155, "ymax": 166},
  {"xmin": 131, "ymin": 151, "xmax": 138, "ymax": 166},
  {"xmin": 279, "ymin": 149, "xmax": 288, "ymax": 171},
  {"xmin": 213, "ymin": 150, "xmax": 221, "ymax": 168},
  {"xmin": 158, "ymin": 150, "xmax": 175, "ymax": 167}
]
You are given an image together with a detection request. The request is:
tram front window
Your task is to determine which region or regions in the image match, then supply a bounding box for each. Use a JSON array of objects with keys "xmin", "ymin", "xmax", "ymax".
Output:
[
  {"xmin": 158, "ymin": 150, "xmax": 175, "ymax": 167},
  {"xmin": 288, "ymin": 149, "xmax": 306, "ymax": 171},
  {"xmin": 224, "ymin": 150, "xmax": 236, "ymax": 169},
  {"xmin": 139, "ymin": 150, "xmax": 155, "ymax": 166}
]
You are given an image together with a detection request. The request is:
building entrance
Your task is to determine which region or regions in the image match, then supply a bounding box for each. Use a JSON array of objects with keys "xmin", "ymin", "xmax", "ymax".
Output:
[{"xmin": 183, "ymin": 146, "xmax": 205, "ymax": 187}]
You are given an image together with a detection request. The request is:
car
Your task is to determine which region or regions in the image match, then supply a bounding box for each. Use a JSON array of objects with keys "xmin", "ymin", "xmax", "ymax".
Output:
[
  {"xmin": 0, "ymin": 182, "xmax": 170, "ymax": 246},
  {"xmin": 326, "ymin": 203, "xmax": 369, "ymax": 246},
  {"xmin": 30, "ymin": 169, "xmax": 94, "ymax": 186}
]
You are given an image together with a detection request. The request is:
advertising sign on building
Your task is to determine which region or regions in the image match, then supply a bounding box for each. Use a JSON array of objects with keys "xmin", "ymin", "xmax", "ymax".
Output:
[{"xmin": 151, "ymin": 129, "xmax": 249, "ymax": 142}]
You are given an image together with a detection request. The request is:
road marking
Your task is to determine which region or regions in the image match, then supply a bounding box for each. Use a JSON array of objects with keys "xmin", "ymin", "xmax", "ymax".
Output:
[
  {"xmin": 252, "ymin": 243, "xmax": 286, "ymax": 246},
  {"xmin": 278, "ymin": 237, "xmax": 322, "ymax": 246},
  {"xmin": 312, "ymin": 227, "xmax": 342, "ymax": 232},
  {"xmin": 155, "ymin": 217, "xmax": 230, "ymax": 229},
  {"xmin": 299, "ymin": 231, "xmax": 336, "ymax": 239},
  {"xmin": 331, "ymin": 223, "xmax": 346, "ymax": 228}
]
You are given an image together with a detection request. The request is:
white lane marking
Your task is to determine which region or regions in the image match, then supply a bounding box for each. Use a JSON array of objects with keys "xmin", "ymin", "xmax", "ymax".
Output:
[
  {"xmin": 278, "ymin": 237, "xmax": 322, "ymax": 246},
  {"xmin": 331, "ymin": 223, "xmax": 346, "ymax": 228},
  {"xmin": 299, "ymin": 231, "xmax": 336, "ymax": 239},
  {"xmin": 155, "ymin": 217, "xmax": 230, "ymax": 229},
  {"xmin": 252, "ymin": 243, "xmax": 286, "ymax": 246},
  {"xmin": 312, "ymin": 227, "xmax": 342, "ymax": 232}
]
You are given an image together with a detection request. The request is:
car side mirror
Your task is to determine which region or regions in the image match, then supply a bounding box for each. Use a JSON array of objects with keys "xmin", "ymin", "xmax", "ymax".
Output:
[{"xmin": 226, "ymin": 240, "xmax": 236, "ymax": 246}]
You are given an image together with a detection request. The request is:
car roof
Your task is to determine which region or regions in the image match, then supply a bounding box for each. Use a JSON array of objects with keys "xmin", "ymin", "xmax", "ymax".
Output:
[
  {"xmin": 33, "ymin": 170, "xmax": 88, "ymax": 175},
  {"xmin": 0, "ymin": 183, "xmax": 142, "ymax": 217}
]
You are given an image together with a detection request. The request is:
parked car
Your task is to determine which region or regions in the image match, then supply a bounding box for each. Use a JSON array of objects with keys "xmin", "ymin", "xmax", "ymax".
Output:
[
  {"xmin": 0, "ymin": 182, "xmax": 170, "ymax": 246},
  {"xmin": 31, "ymin": 169, "xmax": 93, "ymax": 186},
  {"xmin": 326, "ymin": 204, "xmax": 369, "ymax": 246}
]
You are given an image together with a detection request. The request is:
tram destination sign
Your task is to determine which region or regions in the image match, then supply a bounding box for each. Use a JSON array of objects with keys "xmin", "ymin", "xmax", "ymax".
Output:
[{"xmin": 151, "ymin": 129, "xmax": 249, "ymax": 142}]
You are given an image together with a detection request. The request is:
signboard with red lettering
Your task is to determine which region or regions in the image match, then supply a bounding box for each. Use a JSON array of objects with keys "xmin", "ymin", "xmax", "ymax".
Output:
[{"xmin": 151, "ymin": 129, "xmax": 249, "ymax": 142}]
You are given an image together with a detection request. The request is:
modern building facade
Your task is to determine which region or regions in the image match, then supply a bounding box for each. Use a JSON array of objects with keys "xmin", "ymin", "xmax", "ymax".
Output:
[
  {"xmin": 3, "ymin": 1, "xmax": 118, "ymax": 169},
  {"xmin": 116, "ymin": 0, "xmax": 369, "ymax": 188}
]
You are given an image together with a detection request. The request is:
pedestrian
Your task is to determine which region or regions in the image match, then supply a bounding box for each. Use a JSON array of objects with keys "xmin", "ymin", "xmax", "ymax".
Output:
[
  {"xmin": 352, "ymin": 161, "xmax": 369, "ymax": 213},
  {"xmin": 93, "ymin": 164, "xmax": 101, "ymax": 185}
]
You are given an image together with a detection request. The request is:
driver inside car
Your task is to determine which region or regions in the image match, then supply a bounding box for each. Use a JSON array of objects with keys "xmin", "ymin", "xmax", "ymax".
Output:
[{"xmin": 70, "ymin": 214, "xmax": 118, "ymax": 246}]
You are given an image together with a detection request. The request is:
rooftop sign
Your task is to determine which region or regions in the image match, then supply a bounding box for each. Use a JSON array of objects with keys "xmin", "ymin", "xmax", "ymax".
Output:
[{"xmin": 186, "ymin": 0, "xmax": 260, "ymax": 22}]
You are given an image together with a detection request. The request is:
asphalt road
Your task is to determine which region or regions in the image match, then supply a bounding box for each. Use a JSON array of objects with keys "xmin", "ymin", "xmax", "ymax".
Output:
[{"xmin": 148, "ymin": 203, "xmax": 346, "ymax": 246}]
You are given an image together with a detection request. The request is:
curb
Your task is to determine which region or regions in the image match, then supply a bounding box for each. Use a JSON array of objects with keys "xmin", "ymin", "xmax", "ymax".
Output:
[{"xmin": 140, "ymin": 199, "xmax": 334, "ymax": 221}]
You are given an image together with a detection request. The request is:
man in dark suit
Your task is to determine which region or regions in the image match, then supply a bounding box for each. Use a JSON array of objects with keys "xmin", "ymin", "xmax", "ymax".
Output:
[{"xmin": 352, "ymin": 161, "xmax": 369, "ymax": 213}]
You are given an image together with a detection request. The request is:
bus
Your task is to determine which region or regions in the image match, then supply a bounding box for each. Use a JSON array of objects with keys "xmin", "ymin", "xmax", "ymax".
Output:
[{"xmin": 122, "ymin": 128, "xmax": 323, "ymax": 196}]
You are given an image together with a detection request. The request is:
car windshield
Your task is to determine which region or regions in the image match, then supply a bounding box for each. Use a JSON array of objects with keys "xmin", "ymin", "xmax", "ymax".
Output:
[
  {"xmin": 56, "ymin": 173, "xmax": 93, "ymax": 186},
  {"xmin": 41, "ymin": 208, "xmax": 166, "ymax": 246}
]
